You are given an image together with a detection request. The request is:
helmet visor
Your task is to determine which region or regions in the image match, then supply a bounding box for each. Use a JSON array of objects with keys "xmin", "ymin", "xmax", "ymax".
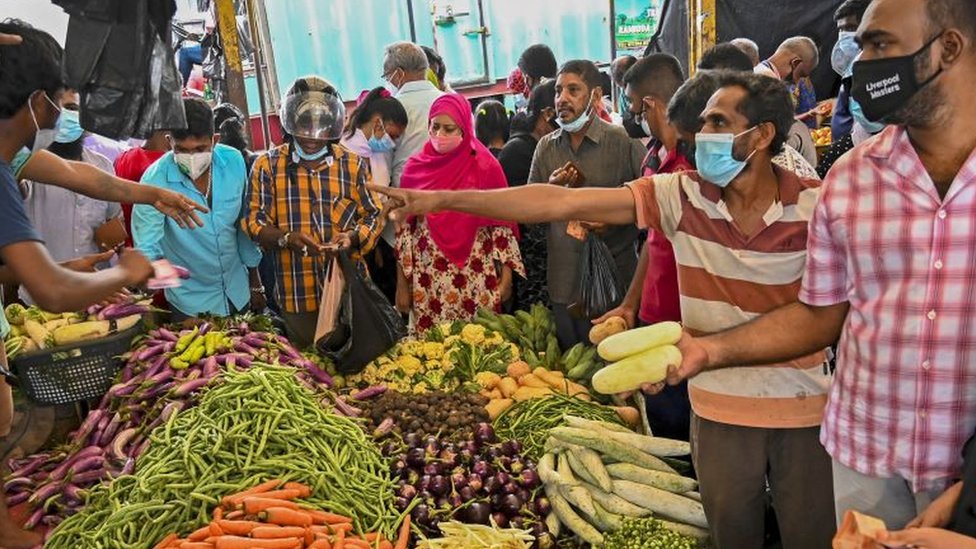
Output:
[{"xmin": 280, "ymin": 91, "xmax": 345, "ymax": 140}]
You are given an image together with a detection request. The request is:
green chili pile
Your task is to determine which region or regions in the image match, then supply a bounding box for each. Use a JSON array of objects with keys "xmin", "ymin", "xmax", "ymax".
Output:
[
  {"xmin": 493, "ymin": 392, "xmax": 626, "ymax": 459},
  {"xmin": 46, "ymin": 364, "xmax": 402, "ymax": 547}
]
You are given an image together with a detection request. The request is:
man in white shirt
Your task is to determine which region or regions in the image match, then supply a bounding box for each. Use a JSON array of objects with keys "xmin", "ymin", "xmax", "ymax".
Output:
[{"xmin": 383, "ymin": 41, "xmax": 444, "ymax": 187}]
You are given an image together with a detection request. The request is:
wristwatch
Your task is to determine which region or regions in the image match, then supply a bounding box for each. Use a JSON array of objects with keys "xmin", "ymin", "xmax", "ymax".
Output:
[{"xmin": 277, "ymin": 231, "xmax": 291, "ymax": 249}]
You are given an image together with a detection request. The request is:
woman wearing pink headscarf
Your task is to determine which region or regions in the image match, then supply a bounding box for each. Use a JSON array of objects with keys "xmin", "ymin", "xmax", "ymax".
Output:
[{"xmin": 395, "ymin": 94, "xmax": 524, "ymax": 333}]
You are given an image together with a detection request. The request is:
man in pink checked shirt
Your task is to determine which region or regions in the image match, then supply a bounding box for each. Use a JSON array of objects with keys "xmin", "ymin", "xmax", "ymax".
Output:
[{"xmin": 665, "ymin": 0, "xmax": 976, "ymax": 532}]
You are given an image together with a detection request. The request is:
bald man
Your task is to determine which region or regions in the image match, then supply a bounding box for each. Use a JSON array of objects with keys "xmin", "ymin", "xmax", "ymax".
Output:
[{"xmin": 755, "ymin": 36, "xmax": 819, "ymax": 83}]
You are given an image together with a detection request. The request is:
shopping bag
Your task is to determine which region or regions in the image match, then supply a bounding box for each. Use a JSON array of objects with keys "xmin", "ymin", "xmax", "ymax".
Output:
[
  {"xmin": 313, "ymin": 257, "xmax": 345, "ymax": 346},
  {"xmin": 832, "ymin": 510, "xmax": 886, "ymax": 549},
  {"xmin": 316, "ymin": 251, "xmax": 406, "ymax": 374},
  {"xmin": 572, "ymin": 233, "xmax": 624, "ymax": 319}
]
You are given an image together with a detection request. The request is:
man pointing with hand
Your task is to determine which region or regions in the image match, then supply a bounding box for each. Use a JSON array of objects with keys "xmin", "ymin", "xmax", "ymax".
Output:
[{"xmin": 371, "ymin": 70, "xmax": 835, "ymax": 549}]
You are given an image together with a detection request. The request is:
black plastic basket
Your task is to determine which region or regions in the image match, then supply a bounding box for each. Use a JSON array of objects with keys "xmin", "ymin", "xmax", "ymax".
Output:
[{"xmin": 9, "ymin": 322, "xmax": 144, "ymax": 405}]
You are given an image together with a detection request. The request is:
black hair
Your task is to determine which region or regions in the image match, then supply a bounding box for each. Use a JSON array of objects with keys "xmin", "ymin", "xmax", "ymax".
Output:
[
  {"xmin": 0, "ymin": 20, "xmax": 64, "ymax": 119},
  {"xmin": 558, "ymin": 59, "xmax": 603, "ymax": 92},
  {"xmin": 715, "ymin": 71, "xmax": 794, "ymax": 155},
  {"xmin": 510, "ymin": 79, "xmax": 557, "ymax": 134},
  {"xmin": 667, "ymin": 70, "xmax": 723, "ymax": 135},
  {"xmin": 421, "ymin": 46, "xmax": 446, "ymax": 84},
  {"xmin": 834, "ymin": 0, "xmax": 872, "ymax": 23},
  {"xmin": 474, "ymin": 100, "xmax": 510, "ymax": 147},
  {"xmin": 610, "ymin": 55, "xmax": 638, "ymax": 87},
  {"xmin": 171, "ymin": 97, "xmax": 215, "ymax": 140},
  {"xmin": 213, "ymin": 102, "xmax": 246, "ymax": 129},
  {"xmin": 928, "ymin": 0, "xmax": 976, "ymax": 42},
  {"xmin": 597, "ymin": 71, "xmax": 612, "ymax": 98},
  {"xmin": 623, "ymin": 53, "xmax": 685, "ymax": 103},
  {"xmin": 518, "ymin": 44, "xmax": 558, "ymax": 79},
  {"xmin": 697, "ymin": 43, "xmax": 755, "ymax": 72},
  {"xmin": 343, "ymin": 87, "xmax": 408, "ymax": 139},
  {"xmin": 219, "ymin": 119, "xmax": 249, "ymax": 154}
]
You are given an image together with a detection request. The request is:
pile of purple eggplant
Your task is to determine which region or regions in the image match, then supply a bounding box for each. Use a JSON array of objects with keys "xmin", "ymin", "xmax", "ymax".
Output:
[
  {"xmin": 84, "ymin": 296, "xmax": 155, "ymax": 321},
  {"xmin": 3, "ymin": 318, "xmax": 334, "ymax": 530},
  {"xmin": 390, "ymin": 423, "xmax": 552, "ymax": 542}
]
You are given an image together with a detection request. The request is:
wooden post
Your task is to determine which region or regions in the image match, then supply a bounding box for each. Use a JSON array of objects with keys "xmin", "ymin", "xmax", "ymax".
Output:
[
  {"xmin": 214, "ymin": 0, "xmax": 249, "ymax": 141},
  {"xmin": 689, "ymin": 0, "xmax": 717, "ymax": 74}
]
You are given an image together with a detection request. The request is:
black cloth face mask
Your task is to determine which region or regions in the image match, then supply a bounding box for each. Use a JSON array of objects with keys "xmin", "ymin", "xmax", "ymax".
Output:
[{"xmin": 850, "ymin": 32, "xmax": 944, "ymax": 123}]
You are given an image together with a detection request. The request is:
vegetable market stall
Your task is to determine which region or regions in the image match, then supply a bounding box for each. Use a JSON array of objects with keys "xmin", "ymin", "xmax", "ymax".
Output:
[{"xmin": 3, "ymin": 304, "xmax": 709, "ymax": 548}]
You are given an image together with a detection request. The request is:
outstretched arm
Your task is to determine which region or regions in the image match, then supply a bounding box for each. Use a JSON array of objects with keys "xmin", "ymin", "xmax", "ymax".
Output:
[
  {"xmin": 20, "ymin": 150, "xmax": 207, "ymax": 228},
  {"xmin": 369, "ymin": 183, "xmax": 639, "ymax": 227},
  {"xmin": 668, "ymin": 301, "xmax": 848, "ymax": 385},
  {"xmin": 0, "ymin": 242, "xmax": 152, "ymax": 313}
]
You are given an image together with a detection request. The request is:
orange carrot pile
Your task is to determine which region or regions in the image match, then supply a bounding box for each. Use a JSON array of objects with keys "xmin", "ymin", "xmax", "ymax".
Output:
[{"xmin": 154, "ymin": 480, "xmax": 409, "ymax": 549}]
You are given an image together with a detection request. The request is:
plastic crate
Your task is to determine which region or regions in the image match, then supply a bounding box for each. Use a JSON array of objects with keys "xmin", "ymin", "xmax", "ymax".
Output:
[{"xmin": 9, "ymin": 322, "xmax": 144, "ymax": 405}]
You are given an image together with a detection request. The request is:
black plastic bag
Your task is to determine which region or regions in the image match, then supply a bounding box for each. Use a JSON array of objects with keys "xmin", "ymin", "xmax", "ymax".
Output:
[
  {"xmin": 58, "ymin": 0, "xmax": 185, "ymax": 139},
  {"xmin": 573, "ymin": 233, "xmax": 624, "ymax": 319},
  {"xmin": 317, "ymin": 251, "xmax": 406, "ymax": 374}
]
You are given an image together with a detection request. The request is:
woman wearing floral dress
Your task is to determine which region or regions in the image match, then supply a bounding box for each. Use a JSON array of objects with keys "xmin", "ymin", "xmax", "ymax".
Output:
[{"xmin": 395, "ymin": 94, "xmax": 524, "ymax": 334}]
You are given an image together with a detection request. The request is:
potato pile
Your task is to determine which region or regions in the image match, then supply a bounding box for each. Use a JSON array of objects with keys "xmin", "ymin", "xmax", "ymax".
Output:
[{"xmin": 476, "ymin": 361, "xmax": 592, "ymax": 419}]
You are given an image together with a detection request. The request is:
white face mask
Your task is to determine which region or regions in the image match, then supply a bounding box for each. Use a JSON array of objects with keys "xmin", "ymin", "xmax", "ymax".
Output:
[
  {"xmin": 174, "ymin": 151, "xmax": 213, "ymax": 180},
  {"xmin": 29, "ymin": 92, "xmax": 62, "ymax": 153}
]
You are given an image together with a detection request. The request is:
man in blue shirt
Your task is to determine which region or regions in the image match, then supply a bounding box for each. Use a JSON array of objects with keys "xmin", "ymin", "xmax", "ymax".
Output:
[{"xmin": 133, "ymin": 98, "xmax": 263, "ymax": 320}]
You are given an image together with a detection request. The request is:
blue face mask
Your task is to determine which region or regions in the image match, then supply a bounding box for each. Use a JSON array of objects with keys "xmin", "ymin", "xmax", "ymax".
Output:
[
  {"xmin": 293, "ymin": 140, "xmax": 331, "ymax": 162},
  {"xmin": 849, "ymin": 97, "xmax": 886, "ymax": 134},
  {"xmin": 832, "ymin": 31, "xmax": 860, "ymax": 76},
  {"xmin": 513, "ymin": 94, "xmax": 529, "ymax": 111},
  {"xmin": 10, "ymin": 147, "xmax": 32, "ymax": 177},
  {"xmin": 368, "ymin": 132, "xmax": 396, "ymax": 153},
  {"xmin": 695, "ymin": 127, "xmax": 758, "ymax": 188},
  {"xmin": 55, "ymin": 109, "xmax": 84, "ymax": 144}
]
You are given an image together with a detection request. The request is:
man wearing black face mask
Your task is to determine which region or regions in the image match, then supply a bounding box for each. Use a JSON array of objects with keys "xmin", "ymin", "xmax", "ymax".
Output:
[{"xmin": 659, "ymin": 0, "xmax": 976, "ymax": 530}]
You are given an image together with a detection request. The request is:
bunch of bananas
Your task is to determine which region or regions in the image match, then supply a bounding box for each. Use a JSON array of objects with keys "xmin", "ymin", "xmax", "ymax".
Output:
[
  {"xmin": 475, "ymin": 305, "xmax": 604, "ymax": 380},
  {"xmin": 561, "ymin": 343, "xmax": 602, "ymax": 383}
]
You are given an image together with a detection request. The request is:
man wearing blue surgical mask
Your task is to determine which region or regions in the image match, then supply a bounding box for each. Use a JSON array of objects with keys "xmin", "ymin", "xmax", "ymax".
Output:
[
  {"xmin": 829, "ymin": 0, "xmax": 873, "ymax": 141},
  {"xmin": 20, "ymin": 89, "xmax": 123, "ymax": 303},
  {"xmin": 370, "ymin": 71, "xmax": 833, "ymax": 549}
]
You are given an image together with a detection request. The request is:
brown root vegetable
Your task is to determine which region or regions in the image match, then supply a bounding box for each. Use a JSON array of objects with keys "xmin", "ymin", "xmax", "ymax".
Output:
[{"xmin": 589, "ymin": 316, "xmax": 629, "ymax": 345}]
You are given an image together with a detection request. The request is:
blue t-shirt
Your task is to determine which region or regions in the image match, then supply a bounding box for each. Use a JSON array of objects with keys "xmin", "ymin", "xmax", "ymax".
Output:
[
  {"xmin": 0, "ymin": 159, "xmax": 44, "ymax": 337},
  {"xmin": 0, "ymin": 159, "xmax": 43, "ymax": 252}
]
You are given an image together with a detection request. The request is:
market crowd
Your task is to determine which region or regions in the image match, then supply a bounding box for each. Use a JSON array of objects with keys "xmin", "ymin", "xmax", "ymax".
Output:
[{"xmin": 2, "ymin": 0, "xmax": 976, "ymax": 547}]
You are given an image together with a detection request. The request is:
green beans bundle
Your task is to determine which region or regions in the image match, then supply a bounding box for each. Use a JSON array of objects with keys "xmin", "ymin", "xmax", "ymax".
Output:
[
  {"xmin": 493, "ymin": 392, "xmax": 626, "ymax": 459},
  {"xmin": 46, "ymin": 364, "xmax": 402, "ymax": 547}
]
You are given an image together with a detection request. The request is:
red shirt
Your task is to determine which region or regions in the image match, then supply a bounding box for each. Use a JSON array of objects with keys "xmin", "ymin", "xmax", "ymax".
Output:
[
  {"xmin": 114, "ymin": 148, "xmax": 165, "ymax": 247},
  {"xmin": 801, "ymin": 126, "xmax": 976, "ymax": 491},
  {"xmin": 638, "ymin": 141, "xmax": 693, "ymax": 324}
]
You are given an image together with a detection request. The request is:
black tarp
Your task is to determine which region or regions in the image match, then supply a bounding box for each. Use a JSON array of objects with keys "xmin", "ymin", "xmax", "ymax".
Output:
[
  {"xmin": 645, "ymin": 0, "xmax": 691, "ymax": 76},
  {"xmin": 54, "ymin": 0, "xmax": 185, "ymax": 139},
  {"xmin": 716, "ymin": 0, "xmax": 845, "ymax": 99},
  {"xmin": 644, "ymin": 0, "xmax": 845, "ymax": 98}
]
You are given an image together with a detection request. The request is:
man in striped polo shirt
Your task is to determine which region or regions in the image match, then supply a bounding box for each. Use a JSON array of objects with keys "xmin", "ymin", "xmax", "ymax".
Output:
[{"xmin": 371, "ymin": 71, "xmax": 834, "ymax": 549}]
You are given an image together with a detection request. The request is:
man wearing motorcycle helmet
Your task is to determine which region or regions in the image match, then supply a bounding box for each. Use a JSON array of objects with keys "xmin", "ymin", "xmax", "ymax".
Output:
[{"xmin": 244, "ymin": 76, "xmax": 383, "ymax": 348}]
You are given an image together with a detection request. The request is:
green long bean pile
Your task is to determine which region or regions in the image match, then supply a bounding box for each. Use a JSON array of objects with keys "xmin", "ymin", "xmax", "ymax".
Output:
[
  {"xmin": 46, "ymin": 364, "xmax": 401, "ymax": 547},
  {"xmin": 493, "ymin": 392, "xmax": 627, "ymax": 459}
]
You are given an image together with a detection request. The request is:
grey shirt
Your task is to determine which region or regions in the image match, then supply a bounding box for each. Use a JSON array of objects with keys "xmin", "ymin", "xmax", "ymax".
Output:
[{"xmin": 528, "ymin": 117, "xmax": 645, "ymax": 304}]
